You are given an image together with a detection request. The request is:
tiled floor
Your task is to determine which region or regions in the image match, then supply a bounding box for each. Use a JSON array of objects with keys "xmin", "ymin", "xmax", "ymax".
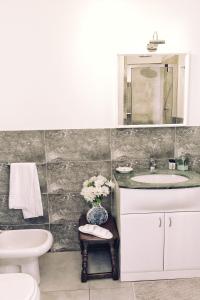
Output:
[
  {"xmin": 39, "ymin": 251, "xmax": 200, "ymax": 300},
  {"xmin": 39, "ymin": 251, "xmax": 134, "ymax": 300}
]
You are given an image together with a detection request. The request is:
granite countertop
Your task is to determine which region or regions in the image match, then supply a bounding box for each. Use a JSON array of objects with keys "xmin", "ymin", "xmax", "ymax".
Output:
[{"xmin": 114, "ymin": 169, "xmax": 200, "ymax": 189}]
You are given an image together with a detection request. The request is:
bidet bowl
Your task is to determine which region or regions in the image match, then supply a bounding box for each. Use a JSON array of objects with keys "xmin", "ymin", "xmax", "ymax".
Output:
[
  {"xmin": 0, "ymin": 229, "xmax": 53, "ymax": 284},
  {"xmin": 0, "ymin": 229, "xmax": 53, "ymax": 258}
]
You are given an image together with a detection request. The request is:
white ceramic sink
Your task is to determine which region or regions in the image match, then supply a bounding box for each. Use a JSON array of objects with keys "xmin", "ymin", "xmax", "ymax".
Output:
[
  {"xmin": 120, "ymin": 186, "xmax": 200, "ymax": 214},
  {"xmin": 116, "ymin": 171, "xmax": 200, "ymax": 213},
  {"xmin": 131, "ymin": 174, "xmax": 189, "ymax": 184}
]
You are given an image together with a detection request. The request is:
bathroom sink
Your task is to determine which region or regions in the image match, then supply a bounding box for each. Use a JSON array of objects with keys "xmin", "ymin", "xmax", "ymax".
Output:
[
  {"xmin": 131, "ymin": 174, "xmax": 189, "ymax": 184},
  {"xmin": 115, "ymin": 170, "xmax": 200, "ymax": 213}
]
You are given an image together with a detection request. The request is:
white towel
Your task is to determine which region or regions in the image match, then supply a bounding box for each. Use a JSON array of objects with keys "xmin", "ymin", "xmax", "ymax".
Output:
[{"xmin": 9, "ymin": 163, "xmax": 43, "ymax": 219}]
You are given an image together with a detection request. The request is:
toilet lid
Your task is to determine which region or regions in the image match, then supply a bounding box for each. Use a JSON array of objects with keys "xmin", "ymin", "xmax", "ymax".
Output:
[{"xmin": 0, "ymin": 273, "xmax": 37, "ymax": 300}]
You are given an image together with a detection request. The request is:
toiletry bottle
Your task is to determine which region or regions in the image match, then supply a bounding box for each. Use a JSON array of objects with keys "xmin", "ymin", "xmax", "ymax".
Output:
[
  {"xmin": 168, "ymin": 159, "xmax": 176, "ymax": 170},
  {"xmin": 177, "ymin": 155, "xmax": 189, "ymax": 171}
]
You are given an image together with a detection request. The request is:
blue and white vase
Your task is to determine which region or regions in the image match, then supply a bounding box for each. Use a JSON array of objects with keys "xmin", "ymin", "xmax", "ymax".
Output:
[{"xmin": 86, "ymin": 203, "xmax": 108, "ymax": 225}]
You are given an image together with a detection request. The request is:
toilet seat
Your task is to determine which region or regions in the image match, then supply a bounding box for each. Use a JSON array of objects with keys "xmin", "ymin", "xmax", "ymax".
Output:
[{"xmin": 0, "ymin": 273, "xmax": 40, "ymax": 300}]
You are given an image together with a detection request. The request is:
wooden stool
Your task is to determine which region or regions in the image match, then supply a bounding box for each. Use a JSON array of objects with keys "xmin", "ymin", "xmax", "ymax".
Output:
[{"xmin": 79, "ymin": 214, "xmax": 119, "ymax": 282}]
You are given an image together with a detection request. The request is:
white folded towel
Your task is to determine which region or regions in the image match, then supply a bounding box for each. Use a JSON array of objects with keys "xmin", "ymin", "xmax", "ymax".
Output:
[{"xmin": 9, "ymin": 163, "xmax": 43, "ymax": 219}]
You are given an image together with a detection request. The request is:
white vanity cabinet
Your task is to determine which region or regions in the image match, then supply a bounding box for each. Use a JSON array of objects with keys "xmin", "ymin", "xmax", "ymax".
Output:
[
  {"xmin": 164, "ymin": 212, "xmax": 200, "ymax": 271},
  {"xmin": 121, "ymin": 213, "xmax": 164, "ymax": 273},
  {"xmin": 115, "ymin": 185, "xmax": 200, "ymax": 281}
]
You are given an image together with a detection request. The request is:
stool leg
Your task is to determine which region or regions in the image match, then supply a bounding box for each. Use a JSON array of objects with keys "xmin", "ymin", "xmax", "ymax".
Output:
[
  {"xmin": 80, "ymin": 241, "xmax": 84, "ymax": 255},
  {"xmin": 110, "ymin": 241, "xmax": 118, "ymax": 280},
  {"xmin": 81, "ymin": 243, "xmax": 88, "ymax": 282}
]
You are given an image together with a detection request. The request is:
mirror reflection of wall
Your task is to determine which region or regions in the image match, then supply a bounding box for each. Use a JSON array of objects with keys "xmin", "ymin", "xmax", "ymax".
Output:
[{"xmin": 118, "ymin": 54, "xmax": 189, "ymax": 126}]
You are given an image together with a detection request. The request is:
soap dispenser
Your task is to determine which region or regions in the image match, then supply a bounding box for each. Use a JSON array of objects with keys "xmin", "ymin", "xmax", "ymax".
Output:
[{"xmin": 176, "ymin": 155, "xmax": 189, "ymax": 171}]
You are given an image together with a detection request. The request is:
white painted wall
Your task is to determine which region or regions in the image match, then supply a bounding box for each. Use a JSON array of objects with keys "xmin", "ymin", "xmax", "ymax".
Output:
[{"xmin": 0, "ymin": 0, "xmax": 199, "ymax": 130}]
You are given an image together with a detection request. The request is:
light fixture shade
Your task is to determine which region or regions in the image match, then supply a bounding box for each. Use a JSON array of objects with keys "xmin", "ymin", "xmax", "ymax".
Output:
[{"xmin": 147, "ymin": 32, "xmax": 165, "ymax": 52}]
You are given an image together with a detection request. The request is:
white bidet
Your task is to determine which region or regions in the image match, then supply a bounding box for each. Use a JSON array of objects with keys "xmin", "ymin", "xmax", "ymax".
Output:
[{"xmin": 0, "ymin": 229, "xmax": 53, "ymax": 284}]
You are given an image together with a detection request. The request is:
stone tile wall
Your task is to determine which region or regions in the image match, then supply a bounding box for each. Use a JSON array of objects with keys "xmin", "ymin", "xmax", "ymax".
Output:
[{"xmin": 0, "ymin": 127, "xmax": 200, "ymax": 251}]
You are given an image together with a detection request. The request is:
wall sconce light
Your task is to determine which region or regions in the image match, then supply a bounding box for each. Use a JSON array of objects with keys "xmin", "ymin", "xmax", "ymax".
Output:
[{"xmin": 147, "ymin": 31, "xmax": 165, "ymax": 52}]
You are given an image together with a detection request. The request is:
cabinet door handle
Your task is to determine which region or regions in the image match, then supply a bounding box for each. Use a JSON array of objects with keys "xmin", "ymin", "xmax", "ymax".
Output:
[
  {"xmin": 158, "ymin": 217, "xmax": 162, "ymax": 227},
  {"xmin": 169, "ymin": 217, "xmax": 172, "ymax": 227}
]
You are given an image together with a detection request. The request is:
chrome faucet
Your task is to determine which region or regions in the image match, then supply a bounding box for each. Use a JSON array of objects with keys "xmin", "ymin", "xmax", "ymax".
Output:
[{"xmin": 149, "ymin": 158, "xmax": 156, "ymax": 172}]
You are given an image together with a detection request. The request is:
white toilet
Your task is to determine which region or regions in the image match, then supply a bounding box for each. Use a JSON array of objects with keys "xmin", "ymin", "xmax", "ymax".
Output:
[{"xmin": 0, "ymin": 273, "xmax": 40, "ymax": 300}]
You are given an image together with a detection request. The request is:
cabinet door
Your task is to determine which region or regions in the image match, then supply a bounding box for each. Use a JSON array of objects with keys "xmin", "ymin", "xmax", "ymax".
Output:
[
  {"xmin": 120, "ymin": 213, "xmax": 164, "ymax": 273},
  {"xmin": 165, "ymin": 212, "xmax": 200, "ymax": 270}
]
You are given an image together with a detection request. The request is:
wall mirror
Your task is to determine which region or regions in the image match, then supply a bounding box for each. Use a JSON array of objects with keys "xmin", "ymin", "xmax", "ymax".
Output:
[{"xmin": 118, "ymin": 53, "xmax": 189, "ymax": 126}]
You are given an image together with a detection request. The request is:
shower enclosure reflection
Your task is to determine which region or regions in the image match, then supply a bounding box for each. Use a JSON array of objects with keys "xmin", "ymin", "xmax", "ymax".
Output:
[{"xmin": 118, "ymin": 54, "xmax": 189, "ymax": 126}]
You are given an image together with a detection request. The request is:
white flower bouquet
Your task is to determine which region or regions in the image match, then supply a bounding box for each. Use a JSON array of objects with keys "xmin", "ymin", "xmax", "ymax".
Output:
[{"xmin": 81, "ymin": 175, "xmax": 115, "ymax": 206}]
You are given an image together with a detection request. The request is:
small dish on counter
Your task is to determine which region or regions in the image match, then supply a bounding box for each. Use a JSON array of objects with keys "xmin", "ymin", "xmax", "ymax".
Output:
[{"xmin": 116, "ymin": 166, "xmax": 133, "ymax": 174}]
